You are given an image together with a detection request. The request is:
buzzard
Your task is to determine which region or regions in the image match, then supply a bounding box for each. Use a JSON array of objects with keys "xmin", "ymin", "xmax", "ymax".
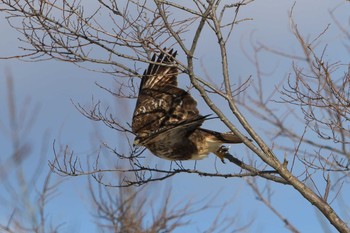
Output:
[{"xmin": 131, "ymin": 49, "xmax": 243, "ymax": 162}]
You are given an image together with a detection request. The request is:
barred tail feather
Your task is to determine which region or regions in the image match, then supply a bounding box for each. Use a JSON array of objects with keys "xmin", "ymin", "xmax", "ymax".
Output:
[
  {"xmin": 219, "ymin": 132, "xmax": 244, "ymax": 143},
  {"xmin": 199, "ymin": 128, "xmax": 243, "ymax": 144}
]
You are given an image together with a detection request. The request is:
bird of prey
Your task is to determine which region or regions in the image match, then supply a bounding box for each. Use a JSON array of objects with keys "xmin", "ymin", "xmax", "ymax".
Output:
[{"xmin": 131, "ymin": 48, "xmax": 243, "ymax": 162}]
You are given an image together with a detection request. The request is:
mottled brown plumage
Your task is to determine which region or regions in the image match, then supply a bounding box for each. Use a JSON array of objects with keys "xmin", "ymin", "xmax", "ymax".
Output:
[{"xmin": 131, "ymin": 49, "xmax": 243, "ymax": 161}]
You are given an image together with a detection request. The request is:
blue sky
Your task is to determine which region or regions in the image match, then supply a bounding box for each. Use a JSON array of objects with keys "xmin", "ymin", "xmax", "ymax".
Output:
[{"xmin": 1, "ymin": 0, "xmax": 349, "ymax": 232}]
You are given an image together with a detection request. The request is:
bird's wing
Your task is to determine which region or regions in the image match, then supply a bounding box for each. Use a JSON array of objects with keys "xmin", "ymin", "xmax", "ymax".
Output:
[
  {"xmin": 132, "ymin": 49, "xmax": 200, "ymax": 139},
  {"xmin": 140, "ymin": 48, "xmax": 178, "ymax": 89}
]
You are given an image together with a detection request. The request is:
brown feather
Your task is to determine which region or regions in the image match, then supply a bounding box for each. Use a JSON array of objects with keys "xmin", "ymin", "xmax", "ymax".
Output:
[
  {"xmin": 132, "ymin": 49, "xmax": 199, "ymax": 141},
  {"xmin": 140, "ymin": 48, "xmax": 178, "ymax": 89},
  {"xmin": 197, "ymin": 128, "xmax": 243, "ymax": 144},
  {"xmin": 131, "ymin": 48, "xmax": 244, "ymax": 161}
]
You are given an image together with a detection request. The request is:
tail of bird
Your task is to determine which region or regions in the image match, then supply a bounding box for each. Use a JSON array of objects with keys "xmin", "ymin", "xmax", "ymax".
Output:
[
  {"xmin": 198, "ymin": 128, "xmax": 244, "ymax": 163},
  {"xmin": 199, "ymin": 128, "xmax": 243, "ymax": 144}
]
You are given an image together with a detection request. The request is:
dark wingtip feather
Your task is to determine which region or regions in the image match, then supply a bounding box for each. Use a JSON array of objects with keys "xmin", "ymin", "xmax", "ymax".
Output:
[{"xmin": 141, "ymin": 48, "xmax": 179, "ymax": 89}]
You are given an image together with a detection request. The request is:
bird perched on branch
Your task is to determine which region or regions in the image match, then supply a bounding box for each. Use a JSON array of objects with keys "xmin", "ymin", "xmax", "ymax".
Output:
[{"xmin": 131, "ymin": 48, "xmax": 243, "ymax": 162}]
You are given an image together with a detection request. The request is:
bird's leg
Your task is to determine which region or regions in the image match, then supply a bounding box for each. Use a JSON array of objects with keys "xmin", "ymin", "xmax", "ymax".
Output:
[
  {"xmin": 215, "ymin": 145, "xmax": 229, "ymax": 164},
  {"xmin": 175, "ymin": 160, "xmax": 185, "ymax": 169}
]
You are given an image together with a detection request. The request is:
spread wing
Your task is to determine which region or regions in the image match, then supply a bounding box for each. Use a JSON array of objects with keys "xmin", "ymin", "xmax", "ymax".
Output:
[
  {"xmin": 132, "ymin": 49, "xmax": 201, "ymax": 141},
  {"xmin": 140, "ymin": 48, "xmax": 178, "ymax": 89}
]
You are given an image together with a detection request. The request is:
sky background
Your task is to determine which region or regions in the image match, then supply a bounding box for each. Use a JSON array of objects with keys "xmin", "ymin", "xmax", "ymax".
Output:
[{"xmin": 0, "ymin": 0, "xmax": 349, "ymax": 232}]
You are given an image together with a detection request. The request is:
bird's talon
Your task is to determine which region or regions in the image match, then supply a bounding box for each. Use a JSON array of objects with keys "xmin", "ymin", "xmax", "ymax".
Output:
[
  {"xmin": 218, "ymin": 145, "xmax": 228, "ymax": 154},
  {"xmin": 216, "ymin": 146, "xmax": 229, "ymax": 163}
]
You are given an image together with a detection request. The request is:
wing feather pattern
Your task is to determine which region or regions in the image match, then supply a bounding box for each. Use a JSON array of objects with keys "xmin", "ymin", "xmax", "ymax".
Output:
[
  {"xmin": 132, "ymin": 49, "xmax": 201, "ymax": 143},
  {"xmin": 131, "ymin": 48, "xmax": 245, "ymax": 161}
]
